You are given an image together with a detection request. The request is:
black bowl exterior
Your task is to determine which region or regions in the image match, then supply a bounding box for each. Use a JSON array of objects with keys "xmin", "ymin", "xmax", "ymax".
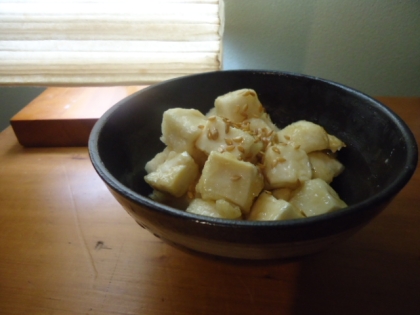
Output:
[
  {"xmin": 105, "ymin": 184, "xmax": 392, "ymax": 259},
  {"xmin": 89, "ymin": 70, "xmax": 418, "ymax": 260}
]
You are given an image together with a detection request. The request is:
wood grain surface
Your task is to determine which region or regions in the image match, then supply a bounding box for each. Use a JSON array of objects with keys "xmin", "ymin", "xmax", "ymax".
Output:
[{"xmin": 0, "ymin": 94, "xmax": 419, "ymax": 315}]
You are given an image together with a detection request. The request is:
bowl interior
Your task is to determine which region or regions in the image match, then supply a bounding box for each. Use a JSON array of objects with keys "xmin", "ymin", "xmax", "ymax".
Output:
[{"xmin": 92, "ymin": 71, "xmax": 417, "ymax": 216}]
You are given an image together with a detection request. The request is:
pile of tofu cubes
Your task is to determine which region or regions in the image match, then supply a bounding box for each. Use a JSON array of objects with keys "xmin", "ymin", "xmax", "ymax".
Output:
[{"xmin": 144, "ymin": 89, "xmax": 347, "ymax": 221}]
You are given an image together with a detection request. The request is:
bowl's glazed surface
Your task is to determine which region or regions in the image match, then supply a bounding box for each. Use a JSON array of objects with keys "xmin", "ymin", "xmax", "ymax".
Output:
[{"xmin": 89, "ymin": 70, "xmax": 417, "ymax": 260}]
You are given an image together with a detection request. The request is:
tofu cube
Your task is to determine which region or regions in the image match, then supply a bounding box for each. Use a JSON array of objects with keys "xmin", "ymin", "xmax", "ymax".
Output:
[
  {"xmin": 263, "ymin": 143, "xmax": 312, "ymax": 189},
  {"xmin": 215, "ymin": 89, "xmax": 263, "ymax": 123},
  {"xmin": 248, "ymin": 191, "xmax": 304, "ymax": 221},
  {"xmin": 308, "ymin": 151, "xmax": 344, "ymax": 183},
  {"xmin": 271, "ymin": 187, "xmax": 293, "ymax": 201},
  {"xmin": 247, "ymin": 117, "xmax": 276, "ymax": 134},
  {"xmin": 161, "ymin": 108, "xmax": 207, "ymax": 164},
  {"xmin": 186, "ymin": 198, "xmax": 242, "ymax": 219},
  {"xmin": 145, "ymin": 147, "xmax": 171, "ymax": 174},
  {"xmin": 144, "ymin": 151, "xmax": 199, "ymax": 197},
  {"xmin": 195, "ymin": 116, "xmax": 263, "ymax": 161},
  {"xmin": 289, "ymin": 178, "xmax": 347, "ymax": 217},
  {"xmin": 328, "ymin": 134, "xmax": 346, "ymax": 152},
  {"xmin": 277, "ymin": 120, "xmax": 330, "ymax": 153},
  {"xmin": 215, "ymin": 199, "xmax": 243, "ymax": 219},
  {"xmin": 196, "ymin": 151, "xmax": 264, "ymax": 213},
  {"xmin": 260, "ymin": 112, "xmax": 280, "ymax": 132}
]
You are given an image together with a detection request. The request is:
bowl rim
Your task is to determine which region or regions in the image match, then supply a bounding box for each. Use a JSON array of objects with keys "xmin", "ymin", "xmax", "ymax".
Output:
[{"xmin": 89, "ymin": 69, "xmax": 418, "ymax": 229}]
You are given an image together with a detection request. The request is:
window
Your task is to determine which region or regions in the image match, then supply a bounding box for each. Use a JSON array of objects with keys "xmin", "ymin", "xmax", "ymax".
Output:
[{"xmin": 0, "ymin": 0, "xmax": 224, "ymax": 85}]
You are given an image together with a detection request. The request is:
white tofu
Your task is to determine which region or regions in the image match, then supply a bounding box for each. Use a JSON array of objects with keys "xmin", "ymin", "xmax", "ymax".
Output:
[
  {"xmin": 186, "ymin": 198, "xmax": 242, "ymax": 219},
  {"xmin": 328, "ymin": 134, "xmax": 346, "ymax": 152},
  {"xmin": 271, "ymin": 187, "xmax": 293, "ymax": 201},
  {"xmin": 289, "ymin": 178, "xmax": 347, "ymax": 217},
  {"xmin": 248, "ymin": 191, "xmax": 304, "ymax": 221},
  {"xmin": 263, "ymin": 143, "xmax": 312, "ymax": 189},
  {"xmin": 277, "ymin": 120, "xmax": 330, "ymax": 153},
  {"xmin": 145, "ymin": 147, "xmax": 171, "ymax": 174},
  {"xmin": 205, "ymin": 106, "xmax": 217, "ymax": 117},
  {"xmin": 144, "ymin": 151, "xmax": 199, "ymax": 197},
  {"xmin": 260, "ymin": 112, "xmax": 280, "ymax": 132},
  {"xmin": 215, "ymin": 199, "xmax": 243, "ymax": 219},
  {"xmin": 247, "ymin": 117, "xmax": 275, "ymax": 134},
  {"xmin": 186, "ymin": 198, "xmax": 220, "ymax": 218},
  {"xmin": 196, "ymin": 151, "xmax": 264, "ymax": 214},
  {"xmin": 215, "ymin": 89, "xmax": 263, "ymax": 123},
  {"xmin": 308, "ymin": 151, "xmax": 344, "ymax": 183},
  {"xmin": 277, "ymin": 120, "xmax": 346, "ymax": 154},
  {"xmin": 195, "ymin": 116, "xmax": 263, "ymax": 161},
  {"xmin": 161, "ymin": 108, "xmax": 207, "ymax": 164}
]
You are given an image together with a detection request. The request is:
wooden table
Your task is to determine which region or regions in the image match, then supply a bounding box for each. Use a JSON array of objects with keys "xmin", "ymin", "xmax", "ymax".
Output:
[{"xmin": 0, "ymin": 92, "xmax": 419, "ymax": 315}]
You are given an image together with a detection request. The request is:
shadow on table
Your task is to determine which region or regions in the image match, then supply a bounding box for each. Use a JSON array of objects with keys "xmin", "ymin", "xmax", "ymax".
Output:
[
  {"xmin": 138, "ymin": 222, "xmax": 420, "ymax": 315},
  {"xmin": 290, "ymin": 239, "xmax": 420, "ymax": 315}
]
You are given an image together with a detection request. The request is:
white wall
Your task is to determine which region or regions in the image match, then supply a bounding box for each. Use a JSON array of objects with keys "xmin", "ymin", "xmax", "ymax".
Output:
[{"xmin": 222, "ymin": 0, "xmax": 420, "ymax": 96}]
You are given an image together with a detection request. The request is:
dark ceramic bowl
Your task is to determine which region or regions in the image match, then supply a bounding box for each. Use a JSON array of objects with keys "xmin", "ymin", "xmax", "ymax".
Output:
[{"xmin": 89, "ymin": 70, "xmax": 418, "ymax": 260}]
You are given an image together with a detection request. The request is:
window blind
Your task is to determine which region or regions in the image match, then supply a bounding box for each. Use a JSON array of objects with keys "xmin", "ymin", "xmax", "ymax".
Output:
[{"xmin": 0, "ymin": 0, "xmax": 224, "ymax": 86}]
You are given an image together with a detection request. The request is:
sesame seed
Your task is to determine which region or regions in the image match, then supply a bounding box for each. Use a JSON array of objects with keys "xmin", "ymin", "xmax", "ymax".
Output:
[
  {"xmin": 225, "ymin": 138, "xmax": 233, "ymax": 145},
  {"xmin": 233, "ymin": 136, "xmax": 244, "ymax": 143},
  {"xmin": 210, "ymin": 127, "xmax": 219, "ymax": 140},
  {"xmin": 230, "ymin": 175, "xmax": 242, "ymax": 181},
  {"xmin": 207, "ymin": 127, "xmax": 219, "ymax": 140},
  {"xmin": 272, "ymin": 147, "xmax": 281, "ymax": 154}
]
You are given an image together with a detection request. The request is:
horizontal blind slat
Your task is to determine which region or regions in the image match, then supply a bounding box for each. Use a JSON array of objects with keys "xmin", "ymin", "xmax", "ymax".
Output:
[
  {"xmin": 0, "ymin": 40, "xmax": 220, "ymax": 52},
  {"xmin": 0, "ymin": 23, "xmax": 220, "ymax": 41},
  {"xmin": 0, "ymin": 4, "xmax": 219, "ymax": 18},
  {"xmin": 0, "ymin": 73, "xmax": 212, "ymax": 85}
]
